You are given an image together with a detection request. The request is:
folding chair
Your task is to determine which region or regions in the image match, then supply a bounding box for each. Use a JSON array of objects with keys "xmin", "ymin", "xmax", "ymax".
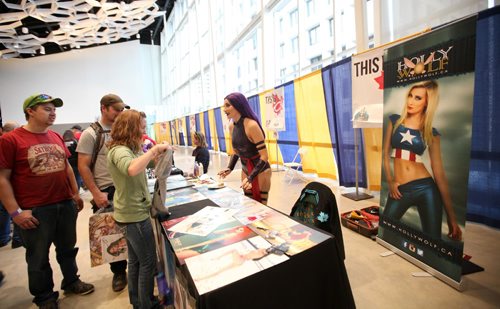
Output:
[{"xmin": 283, "ymin": 147, "xmax": 307, "ymax": 184}]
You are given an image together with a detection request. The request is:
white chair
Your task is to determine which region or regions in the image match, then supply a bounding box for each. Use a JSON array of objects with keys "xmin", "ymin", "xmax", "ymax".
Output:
[{"xmin": 283, "ymin": 147, "xmax": 307, "ymax": 184}]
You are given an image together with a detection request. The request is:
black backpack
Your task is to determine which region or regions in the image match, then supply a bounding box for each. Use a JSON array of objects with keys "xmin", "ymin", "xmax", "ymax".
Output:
[
  {"xmin": 290, "ymin": 182, "xmax": 345, "ymax": 260},
  {"xmin": 89, "ymin": 122, "xmax": 110, "ymax": 172}
]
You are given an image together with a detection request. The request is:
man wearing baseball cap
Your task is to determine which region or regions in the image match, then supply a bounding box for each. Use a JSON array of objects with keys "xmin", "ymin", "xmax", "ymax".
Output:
[
  {"xmin": 0, "ymin": 94, "xmax": 94, "ymax": 308},
  {"xmin": 77, "ymin": 94, "xmax": 128, "ymax": 292}
]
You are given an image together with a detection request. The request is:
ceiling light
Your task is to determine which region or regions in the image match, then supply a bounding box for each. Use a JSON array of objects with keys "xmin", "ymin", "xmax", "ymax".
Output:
[
  {"xmin": 22, "ymin": 27, "xmax": 28, "ymax": 34},
  {"xmin": 136, "ymin": 33, "xmax": 140, "ymax": 39},
  {"xmin": 40, "ymin": 46, "xmax": 45, "ymax": 55}
]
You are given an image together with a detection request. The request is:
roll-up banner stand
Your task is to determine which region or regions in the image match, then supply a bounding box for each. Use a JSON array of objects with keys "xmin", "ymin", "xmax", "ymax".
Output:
[{"xmin": 377, "ymin": 16, "xmax": 476, "ymax": 290}]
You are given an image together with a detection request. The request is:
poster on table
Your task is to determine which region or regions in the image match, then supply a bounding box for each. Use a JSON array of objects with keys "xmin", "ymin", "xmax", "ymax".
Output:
[
  {"xmin": 351, "ymin": 48, "xmax": 385, "ymax": 128},
  {"xmin": 378, "ymin": 16, "xmax": 476, "ymax": 286},
  {"xmin": 264, "ymin": 86, "xmax": 286, "ymax": 131}
]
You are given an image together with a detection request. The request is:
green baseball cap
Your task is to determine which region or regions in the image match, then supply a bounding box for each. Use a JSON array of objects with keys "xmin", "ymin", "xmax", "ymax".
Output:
[{"xmin": 23, "ymin": 94, "xmax": 63, "ymax": 112}]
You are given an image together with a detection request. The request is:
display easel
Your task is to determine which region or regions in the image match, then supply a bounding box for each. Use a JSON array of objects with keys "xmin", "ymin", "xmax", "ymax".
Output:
[{"xmin": 342, "ymin": 128, "xmax": 373, "ymax": 201}]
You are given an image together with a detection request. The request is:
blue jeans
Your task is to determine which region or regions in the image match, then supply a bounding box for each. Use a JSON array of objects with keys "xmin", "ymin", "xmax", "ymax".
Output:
[
  {"xmin": 0, "ymin": 202, "xmax": 23, "ymax": 245},
  {"xmin": 20, "ymin": 200, "xmax": 80, "ymax": 305},
  {"xmin": 119, "ymin": 219, "xmax": 159, "ymax": 309},
  {"xmin": 0, "ymin": 202, "xmax": 11, "ymax": 244}
]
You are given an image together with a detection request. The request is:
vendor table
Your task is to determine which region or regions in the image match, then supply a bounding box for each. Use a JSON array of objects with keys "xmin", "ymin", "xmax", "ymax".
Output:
[{"xmin": 155, "ymin": 179, "xmax": 355, "ymax": 309}]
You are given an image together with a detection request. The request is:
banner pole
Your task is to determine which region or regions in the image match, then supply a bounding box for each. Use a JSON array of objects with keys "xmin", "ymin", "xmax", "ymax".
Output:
[{"xmin": 342, "ymin": 128, "xmax": 373, "ymax": 201}]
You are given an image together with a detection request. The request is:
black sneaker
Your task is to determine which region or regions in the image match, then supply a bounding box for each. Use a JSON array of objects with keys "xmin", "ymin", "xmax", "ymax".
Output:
[
  {"xmin": 64, "ymin": 279, "xmax": 95, "ymax": 295},
  {"xmin": 112, "ymin": 273, "xmax": 127, "ymax": 292},
  {"xmin": 11, "ymin": 239, "xmax": 23, "ymax": 249},
  {"xmin": 38, "ymin": 299, "xmax": 58, "ymax": 309}
]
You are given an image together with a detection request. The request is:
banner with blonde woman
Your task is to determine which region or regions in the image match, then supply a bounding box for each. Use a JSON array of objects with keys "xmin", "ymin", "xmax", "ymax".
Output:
[{"xmin": 377, "ymin": 16, "xmax": 476, "ymax": 288}]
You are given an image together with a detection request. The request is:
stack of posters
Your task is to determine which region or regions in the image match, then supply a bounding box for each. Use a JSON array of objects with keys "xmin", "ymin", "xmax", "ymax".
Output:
[
  {"xmin": 185, "ymin": 236, "xmax": 289, "ymax": 295},
  {"xmin": 248, "ymin": 211, "xmax": 330, "ymax": 256},
  {"xmin": 167, "ymin": 174, "xmax": 194, "ymax": 191},
  {"xmin": 164, "ymin": 187, "xmax": 207, "ymax": 208},
  {"xmin": 162, "ymin": 206, "xmax": 257, "ymax": 264}
]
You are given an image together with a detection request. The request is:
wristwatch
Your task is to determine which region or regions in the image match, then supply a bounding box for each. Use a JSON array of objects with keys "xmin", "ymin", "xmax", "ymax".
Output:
[{"xmin": 10, "ymin": 208, "xmax": 22, "ymax": 218}]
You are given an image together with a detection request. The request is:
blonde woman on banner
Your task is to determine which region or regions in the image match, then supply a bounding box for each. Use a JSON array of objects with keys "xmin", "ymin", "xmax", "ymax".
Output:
[
  {"xmin": 382, "ymin": 80, "xmax": 462, "ymax": 241},
  {"xmin": 218, "ymin": 92, "xmax": 271, "ymax": 205}
]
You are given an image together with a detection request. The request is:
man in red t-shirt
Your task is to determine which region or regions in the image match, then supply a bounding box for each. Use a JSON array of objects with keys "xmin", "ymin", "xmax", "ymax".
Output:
[{"xmin": 0, "ymin": 94, "xmax": 94, "ymax": 308}]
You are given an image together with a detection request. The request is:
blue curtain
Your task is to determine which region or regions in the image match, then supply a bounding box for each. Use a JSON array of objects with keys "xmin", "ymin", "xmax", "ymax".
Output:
[
  {"xmin": 322, "ymin": 59, "xmax": 367, "ymax": 188},
  {"xmin": 195, "ymin": 114, "xmax": 200, "ymax": 132},
  {"xmin": 203, "ymin": 112, "xmax": 212, "ymax": 149},
  {"xmin": 276, "ymin": 81, "xmax": 299, "ymax": 164},
  {"xmin": 467, "ymin": 6, "xmax": 500, "ymax": 228},
  {"xmin": 247, "ymin": 94, "xmax": 261, "ymax": 123},
  {"xmin": 169, "ymin": 121, "xmax": 174, "ymax": 144},
  {"xmin": 185, "ymin": 116, "xmax": 192, "ymax": 146},
  {"xmin": 214, "ymin": 107, "xmax": 226, "ymax": 152}
]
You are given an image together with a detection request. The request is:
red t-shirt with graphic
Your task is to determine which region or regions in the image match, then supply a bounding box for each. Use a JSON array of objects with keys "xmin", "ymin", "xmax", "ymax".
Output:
[{"xmin": 0, "ymin": 127, "xmax": 73, "ymax": 208}]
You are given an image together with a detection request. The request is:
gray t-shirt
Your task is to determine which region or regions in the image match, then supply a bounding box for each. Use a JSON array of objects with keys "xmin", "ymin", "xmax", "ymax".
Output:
[{"xmin": 76, "ymin": 121, "xmax": 113, "ymax": 190}]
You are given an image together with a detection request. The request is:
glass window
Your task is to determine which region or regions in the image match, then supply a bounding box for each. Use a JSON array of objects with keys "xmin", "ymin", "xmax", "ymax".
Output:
[
  {"xmin": 308, "ymin": 25, "xmax": 319, "ymax": 46},
  {"xmin": 289, "ymin": 9, "xmax": 298, "ymax": 27},
  {"xmin": 280, "ymin": 43, "xmax": 285, "ymax": 57},
  {"xmin": 291, "ymin": 36, "xmax": 298, "ymax": 53},
  {"xmin": 329, "ymin": 18, "xmax": 334, "ymax": 37},
  {"xmin": 306, "ymin": 0, "xmax": 315, "ymax": 16}
]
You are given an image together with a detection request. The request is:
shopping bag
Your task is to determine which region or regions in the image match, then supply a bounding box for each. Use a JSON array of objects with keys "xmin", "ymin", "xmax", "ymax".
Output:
[{"xmin": 88, "ymin": 208, "xmax": 128, "ymax": 267}]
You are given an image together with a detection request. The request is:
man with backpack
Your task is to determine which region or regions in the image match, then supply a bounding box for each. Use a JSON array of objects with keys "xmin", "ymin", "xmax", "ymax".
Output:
[{"xmin": 77, "ymin": 94, "xmax": 129, "ymax": 292}]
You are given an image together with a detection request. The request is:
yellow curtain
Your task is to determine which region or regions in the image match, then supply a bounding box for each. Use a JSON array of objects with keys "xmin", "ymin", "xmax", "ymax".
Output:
[
  {"xmin": 208, "ymin": 109, "xmax": 219, "ymax": 151},
  {"xmin": 259, "ymin": 90, "xmax": 282, "ymax": 166},
  {"xmin": 165, "ymin": 122, "xmax": 172, "ymax": 144},
  {"xmin": 363, "ymin": 128, "xmax": 383, "ymax": 191},
  {"xmin": 294, "ymin": 71, "xmax": 337, "ymax": 179},
  {"xmin": 198, "ymin": 112, "xmax": 205, "ymax": 138},
  {"xmin": 153, "ymin": 123, "xmax": 161, "ymax": 143}
]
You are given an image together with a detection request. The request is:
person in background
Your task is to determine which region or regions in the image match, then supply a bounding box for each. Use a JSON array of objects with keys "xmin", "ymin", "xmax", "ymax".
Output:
[
  {"xmin": 218, "ymin": 92, "xmax": 272, "ymax": 205},
  {"xmin": 0, "ymin": 94, "xmax": 94, "ymax": 309},
  {"xmin": 0, "ymin": 121, "xmax": 23, "ymax": 249},
  {"xmin": 107, "ymin": 110, "xmax": 172, "ymax": 309},
  {"xmin": 63, "ymin": 130, "xmax": 82, "ymax": 191},
  {"xmin": 140, "ymin": 111, "xmax": 157, "ymax": 153},
  {"xmin": 192, "ymin": 131, "xmax": 209, "ymax": 174},
  {"xmin": 77, "ymin": 94, "xmax": 128, "ymax": 292},
  {"xmin": 71, "ymin": 125, "xmax": 82, "ymax": 141}
]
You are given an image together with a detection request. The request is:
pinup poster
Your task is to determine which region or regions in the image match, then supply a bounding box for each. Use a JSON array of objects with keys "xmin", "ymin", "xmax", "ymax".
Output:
[
  {"xmin": 378, "ymin": 16, "xmax": 476, "ymax": 284},
  {"xmin": 89, "ymin": 212, "xmax": 127, "ymax": 267},
  {"xmin": 264, "ymin": 86, "xmax": 286, "ymax": 131}
]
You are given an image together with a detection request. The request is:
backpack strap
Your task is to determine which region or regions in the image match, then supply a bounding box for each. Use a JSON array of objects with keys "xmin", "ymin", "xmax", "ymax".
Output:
[{"xmin": 89, "ymin": 122, "xmax": 110, "ymax": 172}]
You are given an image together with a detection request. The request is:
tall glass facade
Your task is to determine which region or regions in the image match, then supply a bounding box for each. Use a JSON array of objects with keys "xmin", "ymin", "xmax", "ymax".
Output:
[{"xmin": 158, "ymin": 0, "xmax": 490, "ymax": 121}]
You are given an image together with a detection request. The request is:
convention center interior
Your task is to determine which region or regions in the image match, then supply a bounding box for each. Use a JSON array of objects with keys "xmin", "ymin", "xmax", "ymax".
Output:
[{"xmin": 0, "ymin": 0, "xmax": 499, "ymax": 308}]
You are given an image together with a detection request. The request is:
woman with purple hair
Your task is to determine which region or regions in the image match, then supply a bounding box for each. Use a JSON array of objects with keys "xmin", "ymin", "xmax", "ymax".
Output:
[{"xmin": 218, "ymin": 92, "xmax": 272, "ymax": 204}]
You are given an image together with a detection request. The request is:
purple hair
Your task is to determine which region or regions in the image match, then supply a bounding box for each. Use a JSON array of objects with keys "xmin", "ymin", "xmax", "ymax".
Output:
[{"xmin": 225, "ymin": 92, "xmax": 265, "ymax": 136}]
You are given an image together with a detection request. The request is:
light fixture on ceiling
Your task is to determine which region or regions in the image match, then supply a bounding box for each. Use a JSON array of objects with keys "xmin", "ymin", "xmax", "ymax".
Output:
[
  {"xmin": 40, "ymin": 46, "xmax": 45, "ymax": 55},
  {"xmin": 136, "ymin": 33, "xmax": 141, "ymax": 39},
  {"xmin": 0, "ymin": 0, "xmax": 165, "ymax": 58}
]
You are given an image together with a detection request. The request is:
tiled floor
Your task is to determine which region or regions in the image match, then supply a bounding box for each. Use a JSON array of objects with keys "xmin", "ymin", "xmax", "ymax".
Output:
[{"xmin": 1, "ymin": 146, "xmax": 499, "ymax": 308}]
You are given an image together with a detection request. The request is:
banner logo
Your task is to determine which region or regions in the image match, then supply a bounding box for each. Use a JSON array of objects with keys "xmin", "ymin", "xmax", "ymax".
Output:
[{"xmin": 396, "ymin": 46, "xmax": 453, "ymax": 82}]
